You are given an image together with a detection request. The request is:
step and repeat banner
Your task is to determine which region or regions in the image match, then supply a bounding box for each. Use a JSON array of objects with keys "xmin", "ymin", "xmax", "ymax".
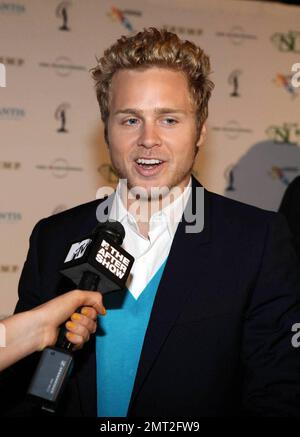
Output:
[{"xmin": 1, "ymin": 0, "xmax": 300, "ymax": 316}]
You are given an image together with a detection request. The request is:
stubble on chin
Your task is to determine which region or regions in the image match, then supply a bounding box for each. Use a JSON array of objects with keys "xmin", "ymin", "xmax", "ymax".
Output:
[{"xmin": 111, "ymin": 159, "xmax": 193, "ymax": 203}]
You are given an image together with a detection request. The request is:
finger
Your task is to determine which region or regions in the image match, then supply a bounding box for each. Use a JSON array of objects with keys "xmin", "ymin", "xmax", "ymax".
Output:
[
  {"xmin": 80, "ymin": 306, "xmax": 97, "ymax": 320},
  {"xmin": 76, "ymin": 291, "xmax": 105, "ymax": 315},
  {"xmin": 65, "ymin": 321, "xmax": 91, "ymax": 342},
  {"xmin": 65, "ymin": 331, "xmax": 86, "ymax": 349},
  {"xmin": 70, "ymin": 312, "xmax": 97, "ymax": 334},
  {"xmin": 80, "ymin": 306, "xmax": 105, "ymax": 320}
]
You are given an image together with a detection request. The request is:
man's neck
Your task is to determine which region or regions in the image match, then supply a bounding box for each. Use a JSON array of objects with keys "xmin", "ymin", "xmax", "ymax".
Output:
[{"xmin": 119, "ymin": 179, "xmax": 191, "ymax": 238}]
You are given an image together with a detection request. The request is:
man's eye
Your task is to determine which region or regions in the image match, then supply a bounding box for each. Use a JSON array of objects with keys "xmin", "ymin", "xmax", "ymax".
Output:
[
  {"xmin": 163, "ymin": 118, "xmax": 177, "ymax": 125},
  {"xmin": 124, "ymin": 118, "xmax": 139, "ymax": 126}
]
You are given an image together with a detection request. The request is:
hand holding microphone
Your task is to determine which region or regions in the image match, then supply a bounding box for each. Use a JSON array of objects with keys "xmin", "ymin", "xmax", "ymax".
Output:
[
  {"xmin": 0, "ymin": 290, "xmax": 105, "ymax": 372},
  {"xmin": 36, "ymin": 289, "xmax": 106, "ymax": 352},
  {"xmin": 27, "ymin": 220, "xmax": 134, "ymax": 412}
]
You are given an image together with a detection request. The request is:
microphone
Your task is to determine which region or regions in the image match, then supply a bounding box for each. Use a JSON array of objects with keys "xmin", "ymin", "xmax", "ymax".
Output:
[{"xmin": 27, "ymin": 220, "xmax": 134, "ymax": 413}]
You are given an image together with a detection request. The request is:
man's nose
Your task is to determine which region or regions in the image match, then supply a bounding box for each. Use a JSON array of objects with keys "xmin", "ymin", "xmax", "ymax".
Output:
[{"xmin": 137, "ymin": 122, "xmax": 161, "ymax": 148}]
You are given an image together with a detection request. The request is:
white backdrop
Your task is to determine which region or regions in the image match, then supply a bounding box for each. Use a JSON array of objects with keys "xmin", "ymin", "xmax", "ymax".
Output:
[{"xmin": 1, "ymin": 0, "xmax": 300, "ymax": 316}]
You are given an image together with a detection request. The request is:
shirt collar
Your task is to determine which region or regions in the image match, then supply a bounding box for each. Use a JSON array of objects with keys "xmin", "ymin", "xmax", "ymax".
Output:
[{"xmin": 109, "ymin": 177, "xmax": 192, "ymax": 239}]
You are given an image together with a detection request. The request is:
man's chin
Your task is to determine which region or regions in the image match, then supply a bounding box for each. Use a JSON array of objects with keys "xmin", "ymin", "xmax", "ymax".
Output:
[{"xmin": 128, "ymin": 182, "xmax": 171, "ymax": 201}]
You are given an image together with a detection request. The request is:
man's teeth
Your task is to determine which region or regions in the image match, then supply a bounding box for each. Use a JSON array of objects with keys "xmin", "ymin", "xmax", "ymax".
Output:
[{"xmin": 136, "ymin": 158, "xmax": 163, "ymax": 165}]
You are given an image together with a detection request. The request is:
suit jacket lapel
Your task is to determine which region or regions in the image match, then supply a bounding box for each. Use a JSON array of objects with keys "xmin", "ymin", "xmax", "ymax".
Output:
[{"xmin": 128, "ymin": 177, "xmax": 212, "ymax": 413}]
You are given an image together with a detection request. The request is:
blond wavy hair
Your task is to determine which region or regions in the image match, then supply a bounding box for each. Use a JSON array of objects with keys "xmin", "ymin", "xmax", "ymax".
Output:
[{"xmin": 91, "ymin": 27, "xmax": 214, "ymax": 143}]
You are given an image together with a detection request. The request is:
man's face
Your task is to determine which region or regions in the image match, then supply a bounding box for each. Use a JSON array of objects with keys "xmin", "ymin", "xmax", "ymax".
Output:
[{"xmin": 107, "ymin": 67, "xmax": 205, "ymax": 198}]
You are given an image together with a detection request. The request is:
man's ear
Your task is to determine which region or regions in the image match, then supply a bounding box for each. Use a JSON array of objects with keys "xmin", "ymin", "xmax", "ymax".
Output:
[{"xmin": 196, "ymin": 124, "xmax": 206, "ymax": 148}]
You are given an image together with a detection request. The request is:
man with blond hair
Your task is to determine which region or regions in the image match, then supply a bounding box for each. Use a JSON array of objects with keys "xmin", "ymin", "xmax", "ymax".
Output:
[{"xmin": 2, "ymin": 28, "xmax": 300, "ymax": 417}]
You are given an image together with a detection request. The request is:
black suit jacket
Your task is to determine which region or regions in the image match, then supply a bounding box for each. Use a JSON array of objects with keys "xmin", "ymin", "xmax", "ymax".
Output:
[
  {"xmin": 2, "ymin": 176, "xmax": 300, "ymax": 417},
  {"xmin": 279, "ymin": 176, "xmax": 300, "ymax": 259}
]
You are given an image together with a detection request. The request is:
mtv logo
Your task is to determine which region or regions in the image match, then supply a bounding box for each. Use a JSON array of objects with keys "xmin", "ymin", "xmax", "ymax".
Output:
[
  {"xmin": 64, "ymin": 238, "xmax": 92, "ymax": 262},
  {"xmin": 0, "ymin": 63, "xmax": 6, "ymax": 88},
  {"xmin": 0, "ymin": 323, "xmax": 6, "ymax": 347}
]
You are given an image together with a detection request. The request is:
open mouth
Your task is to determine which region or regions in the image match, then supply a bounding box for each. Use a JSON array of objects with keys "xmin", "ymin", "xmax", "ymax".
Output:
[
  {"xmin": 135, "ymin": 158, "xmax": 164, "ymax": 169},
  {"xmin": 134, "ymin": 158, "xmax": 166, "ymax": 177}
]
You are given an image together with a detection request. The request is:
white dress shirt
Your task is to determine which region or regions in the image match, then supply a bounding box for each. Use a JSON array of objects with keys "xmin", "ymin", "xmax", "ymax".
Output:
[{"xmin": 109, "ymin": 177, "xmax": 192, "ymax": 299}]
